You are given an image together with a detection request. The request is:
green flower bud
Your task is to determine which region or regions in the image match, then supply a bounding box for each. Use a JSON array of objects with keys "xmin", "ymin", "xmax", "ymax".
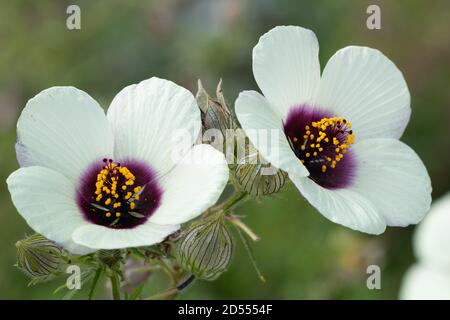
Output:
[
  {"xmin": 234, "ymin": 143, "xmax": 287, "ymax": 196},
  {"xmin": 15, "ymin": 233, "xmax": 64, "ymax": 280},
  {"xmin": 96, "ymin": 249, "xmax": 124, "ymax": 268},
  {"xmin": 177, "ymin": 216, "xmax": 233, "ymax": 281}
]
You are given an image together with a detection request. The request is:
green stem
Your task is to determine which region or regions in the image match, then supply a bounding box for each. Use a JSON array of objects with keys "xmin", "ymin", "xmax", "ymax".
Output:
[
  {"xmin": 110, "ymin": 275, "xmax": 121, "ymax": 300},
  {"xmin": 205, "ymin": 191, "xmax": 247, "ymax": 219},
  {"xmin": 88, "ymin": 268, "xmax": 104, "ymax": 300},
  {"xmin": 221, "ymin": 191, "xmax": 248, "ymax": 212},
  {"xmin": 145, "ymin": 275, "xmax": 195, "ymax": 300},
  {"xmin": 157, "ymin": 259, "xmax": 177, "ymax": 286}
]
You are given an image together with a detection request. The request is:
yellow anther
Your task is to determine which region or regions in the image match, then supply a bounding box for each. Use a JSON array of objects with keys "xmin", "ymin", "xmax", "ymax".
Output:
[
  {"xmin": 322, "ymin": 165, "xmax": 327, "ymax": 173},
  {"xmin": 306, "ymin": 153, "xmax": 310, "ymax": 158},
  {"xmin": 92, "ymin": 161, "xmax": 144, "ymax": 217}
]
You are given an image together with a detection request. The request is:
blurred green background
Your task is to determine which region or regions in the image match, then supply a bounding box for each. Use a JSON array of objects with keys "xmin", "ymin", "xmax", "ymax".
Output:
[{"xmin": 0, "ymin": 0, "xmax": 449, "ymax": 299}]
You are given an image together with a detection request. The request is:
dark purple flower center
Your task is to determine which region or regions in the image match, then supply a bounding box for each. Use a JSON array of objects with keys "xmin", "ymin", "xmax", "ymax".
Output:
[
  {"xmin": 77, "ymin": 159, "xmax": 162, "ymax": 229},
  {"xmin": 283, "ymin": 105, "xmax": 356, "ymax": 189}
]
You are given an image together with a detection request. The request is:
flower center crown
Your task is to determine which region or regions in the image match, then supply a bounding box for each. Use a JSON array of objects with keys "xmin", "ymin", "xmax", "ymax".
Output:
[
  {"xmin": 93, "ymin": 159, "xmax": 143, "ymax": 223},
  {"xmin": 288, "ymin": 117, "xmax": 354, "ymax": 173}
]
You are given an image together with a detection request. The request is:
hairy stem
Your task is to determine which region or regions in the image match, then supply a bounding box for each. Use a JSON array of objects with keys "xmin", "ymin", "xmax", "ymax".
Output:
[
  {"xmin": 220, "ymin": 191, "xmax": 248, "ymax": 212},
  {"xmin": 110, "ymin": 274, "xmax": 121, "ymax": 300},
  {"xmin": 204, "ymin": 190, "xmax": 248, "ymax": 220}
]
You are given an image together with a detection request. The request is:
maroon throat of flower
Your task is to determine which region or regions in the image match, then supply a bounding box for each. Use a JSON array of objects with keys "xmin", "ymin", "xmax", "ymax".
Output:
[
  {"xmin": 283, "ymin": 106, "xmax": 356, "ymax": 189},
  {"xmin": 77, "ymin": 159, "xmax": 162, "ymax": 229}
]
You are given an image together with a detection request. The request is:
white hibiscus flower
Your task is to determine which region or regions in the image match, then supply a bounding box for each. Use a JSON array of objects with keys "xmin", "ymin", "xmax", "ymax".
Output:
[
  {"xmin": 235, "ymin": 26, "xmax": 431, "ymax": 234},
  {"xmin": 400, "ymin": 193, "xmax": 450, "ymax": 300},
  {"xmin": 7, "ymin": 77, "xmax": 229, "ymax": 255}
]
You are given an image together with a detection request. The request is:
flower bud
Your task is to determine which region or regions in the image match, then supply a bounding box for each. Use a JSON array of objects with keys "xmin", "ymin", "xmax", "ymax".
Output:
[
  {"xmin": 234, "ymin": 143, "xmax": 287, "ymax": 196},
  {"xmin": 15, "ymin": 233, "xmax": 64, "ymax": 279},
  {"xmin": 177, "ymin": 216, "xmax": 233, "ymax": 281},
  {"xmin": 196, "ymin": 79, "xmax": 235, "ymax": 150},
  {"xmin": 96, "ymin": 249, "xmax": 124, "ymax": 268}
]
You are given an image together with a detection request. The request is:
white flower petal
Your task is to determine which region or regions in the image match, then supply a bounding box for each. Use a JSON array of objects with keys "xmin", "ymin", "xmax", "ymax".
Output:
[
  {"xmin": 350, "ymin": 138, "xmax": 432, "ymax": 227},
  {"xmin": 316, "ymin": 46, "xmax": 411, "ymax": 140},
  {"xmin": 149, "ymin": 144, "xmax": 229, "ymax": 225},
  {"xmin": 72, "ymin": 222, "xmax": 179, "ymax": 250},
  {"xmin": 291, "ymin": 175, "xmax": 386, "ymax": 234},
  {"xmin": 107, "ymin": 77, "xmax": 201, "ymax": 176},
  {"xmin": 17, "ymin": 87, "xmax": 114, "ymax": 183},
  {"xmin": 235, "ymin": 90, "xmax": 309, "ymax": 178},
  {"xmin": 291, "ymin": 138, "xmax": 431, "ymax": 234},
  {"xmin": 400, "ymin": 264, "xmax": 450, "ymax": 300},
  {"xmin": 414, "ymin": 193, "xmax": 450, "ymax": 267},
  {"xmin": 7, "ymin": 166, "xmax": 92, "ymax": 255},
  {"xmin": 253, "ymin": 26, "xmax": 321, "ymax": 119}
]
